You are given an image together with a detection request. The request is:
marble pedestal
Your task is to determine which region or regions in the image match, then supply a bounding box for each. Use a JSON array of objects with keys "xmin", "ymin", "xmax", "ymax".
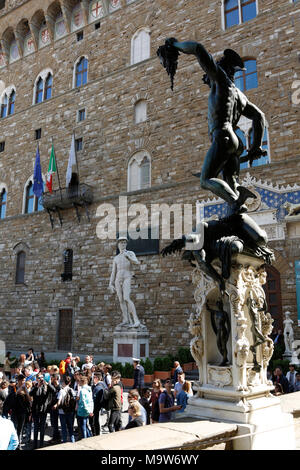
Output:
[
  {"xmin": 113, "ymin": 323, "xmax": 149, "ymax": 364},
  {"xmin": 185, "ymin": 252, "xmax": 296, "ymax": 450}
]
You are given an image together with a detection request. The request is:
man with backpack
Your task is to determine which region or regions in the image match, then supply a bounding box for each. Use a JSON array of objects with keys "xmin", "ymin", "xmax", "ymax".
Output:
[
  {"xmin": 92, "ymin": 373, "xmax": 107, "ymax": 436},
  {"xmin": 56, "ymin": 376, "xmax": 76, "ymax": 443},
  {"xmin": 59, "ymin": 353, "xmax": 72, "ymax": 380}
]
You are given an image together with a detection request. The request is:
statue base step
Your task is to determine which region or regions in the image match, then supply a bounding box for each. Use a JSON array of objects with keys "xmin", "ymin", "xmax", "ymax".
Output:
[
  {"xmin": 183, "ymin": 395, "xmax": 295, "ymax": 450},
  {"xmin": 113, "ymin": 323, "xmax": 149, "ymax": 364}
]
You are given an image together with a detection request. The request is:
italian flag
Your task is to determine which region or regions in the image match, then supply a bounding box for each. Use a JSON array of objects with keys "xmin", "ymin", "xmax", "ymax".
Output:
[{"xmin": 46, "ymin": 144, "xmax": 57, "ymax": 193}]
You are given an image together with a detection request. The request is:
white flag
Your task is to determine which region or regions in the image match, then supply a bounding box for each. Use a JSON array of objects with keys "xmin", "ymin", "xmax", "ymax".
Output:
[{"xmin": 66, "ymin": 134, "xmax": 76, "ymax": 187}]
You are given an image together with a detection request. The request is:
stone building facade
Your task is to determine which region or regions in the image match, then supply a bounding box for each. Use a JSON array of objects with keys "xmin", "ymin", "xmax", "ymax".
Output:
[{"xmin": 0, "ymin": 0, "xmax": 299, "ymax": 359}]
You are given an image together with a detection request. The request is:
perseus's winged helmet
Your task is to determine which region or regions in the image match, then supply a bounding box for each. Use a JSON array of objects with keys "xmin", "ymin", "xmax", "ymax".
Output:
[
  {"xmin": 203, "ymin": 48, "xmax": 246, "ymax": 86},
  {"xmin": 219, "ymin": 49, "xmax": 246, "ymax": 72}
]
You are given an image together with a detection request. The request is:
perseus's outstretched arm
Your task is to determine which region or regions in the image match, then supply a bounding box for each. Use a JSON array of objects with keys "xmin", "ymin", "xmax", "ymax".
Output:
[{"xmin": 170, "ymin": 40, "xmax": 220, "ymax": 82}]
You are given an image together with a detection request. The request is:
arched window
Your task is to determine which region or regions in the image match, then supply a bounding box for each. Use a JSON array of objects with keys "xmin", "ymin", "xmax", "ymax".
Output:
[
  {"xmin": 134, "ymin": 100, "xmax": 147, "ymax": 124},
  {"xmin": 224, "ymin": 0, "xmax": 257, "ymax": 29},
  {"xmin": 0, "ymin": 188, "xmax": 6, "ymax": 219},
  {"xmin": 1, "ymin": 94, "xmax": 7, "ymax": 118},
  {"xmin": 8, "ymin": 90, "xmax": 15, "ymax": 115},
  {"xmin": 75, "ymin": 57, "xmax": 88, "ymax": 87},
  {"xmin": 34, "ymin": 72, "xmax": 53, "ymax": 104},
  {"xmin": 16, "ymin": 251, "xmax": 26, "ymax": 284},
  {"xmin": 235, "ymin": 58, "xmax": 258, "ymax": 91},
  {"xmin": 128, "ymin": 151, "xmax": 151, "ymax": 191},
  {"xmin": 44, "ymin": 74, "xmax": 53, "ymax": 100},
  {"xmin": 131, "ymin": 29, "xmax": 150, "ymax": 65},
  {"xmin": 263, "ymin": 266, "xmax": 283, "ymax": 331},
  {"xmin": 24, "ymin": 180, "xmax": 44, "ymax": 214},
  {"xmin": 1, "ymin": 88, "xmax": 16, "ymax": 117},
  {"xmin": 35, "ymin": 77, "xmax": 44, "ymax": 104}
]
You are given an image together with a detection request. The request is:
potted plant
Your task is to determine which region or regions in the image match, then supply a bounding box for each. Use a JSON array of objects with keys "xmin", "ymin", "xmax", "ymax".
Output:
[
  {"xmin": 143, "ymin": 358, "xmax": 154, "ymax": 383},
  {"xmin": 177, "ymin": 347, "xmax": 196, "ymax": 371},
  {"xmin": 154, "ymin": 356, "xmax": 172, "ymax": 380},
  {"xmin": 121, "ymin": 362, "xmax": 134, "ymax": 387}
]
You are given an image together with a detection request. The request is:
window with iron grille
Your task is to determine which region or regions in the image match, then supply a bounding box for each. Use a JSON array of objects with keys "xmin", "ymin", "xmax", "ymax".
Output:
[
  {"xmin": 57, "ymin": 309, "xmax": 73, "ymax": 350},
  {"xmin": 62, "ymin": 249, "xmax": 73, "ymax": 281}
]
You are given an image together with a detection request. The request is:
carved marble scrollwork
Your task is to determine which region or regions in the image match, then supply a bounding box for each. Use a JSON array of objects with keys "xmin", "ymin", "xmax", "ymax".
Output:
[
  {"xmin": 189, "ymin": 268, "xmax": 215, "ymax": 383},
  {"xmin": 228, "ymin": 263, "xmax": 274, "ymax": 390},
  {"xmin": 208, "ymin": 366, "xmax": 232, "ymax": 387}
]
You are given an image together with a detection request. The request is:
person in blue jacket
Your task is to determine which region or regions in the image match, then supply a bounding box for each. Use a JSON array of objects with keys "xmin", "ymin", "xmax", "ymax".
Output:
[{"xmin": 0, "ymin": 416, "xmax": 19, "ymax": 450}]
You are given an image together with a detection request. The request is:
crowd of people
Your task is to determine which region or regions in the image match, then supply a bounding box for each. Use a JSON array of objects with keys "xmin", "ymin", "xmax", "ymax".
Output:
[
  {"xmin": 270, "ymin": 364, "xmax": 300, "ymax": 395},
  {"xmin": 0, "ymin": 350, "xmax": 194, "ymax": 450}
]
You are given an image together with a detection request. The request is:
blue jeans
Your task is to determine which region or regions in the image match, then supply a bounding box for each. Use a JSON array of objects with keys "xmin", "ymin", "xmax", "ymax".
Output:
[
  {"xmin": 77, "ymin": 415, "xmax": 92, "ymax": 439},
  {"xmin": 59, "ymin": 412, "xmax": 75, "ymax": 443}
]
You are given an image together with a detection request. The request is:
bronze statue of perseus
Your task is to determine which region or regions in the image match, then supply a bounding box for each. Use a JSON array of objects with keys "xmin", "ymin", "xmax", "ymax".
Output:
[{"xmin": 157, "ymin": 39, "xmax": 267, "ymax": 215}]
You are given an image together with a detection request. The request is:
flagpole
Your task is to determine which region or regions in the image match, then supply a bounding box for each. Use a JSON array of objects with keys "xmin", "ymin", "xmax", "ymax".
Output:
[{"xmin": 51, "ymin": 137, "xmax": 63, "ymax": 201}]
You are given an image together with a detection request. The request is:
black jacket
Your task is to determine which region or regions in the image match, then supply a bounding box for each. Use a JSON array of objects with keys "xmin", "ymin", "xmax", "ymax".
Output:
[
  {"xmin": 133, "ymin": 365, "xmax": 145, "ymax": 388},
  {"xmin": 30, "ymin": 383, "xmax": 56, "ymax": 414}
]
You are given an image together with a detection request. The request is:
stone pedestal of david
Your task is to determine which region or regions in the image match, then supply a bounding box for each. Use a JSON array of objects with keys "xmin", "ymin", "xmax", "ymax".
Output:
[
  {"xmin": 185, "ymin": 253, "xmax": 295, "ymax": 450},
  {"xmin": 113, "ymin": 323, "xmax": 149, "ymax": 364}
]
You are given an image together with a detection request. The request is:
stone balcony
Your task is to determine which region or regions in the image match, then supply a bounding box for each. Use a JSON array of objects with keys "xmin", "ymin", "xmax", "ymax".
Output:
[{"xmin": 41, "ymin": 184, "xmax": 94, "ymax": 226}]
